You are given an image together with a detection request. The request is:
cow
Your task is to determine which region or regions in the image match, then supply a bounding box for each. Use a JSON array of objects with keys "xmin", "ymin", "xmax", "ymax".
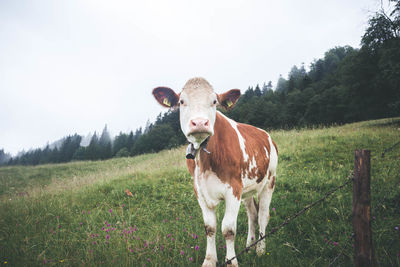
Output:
[{"xmin": 152, "ymin": 77, "xmax": 278, "ymax": 267}]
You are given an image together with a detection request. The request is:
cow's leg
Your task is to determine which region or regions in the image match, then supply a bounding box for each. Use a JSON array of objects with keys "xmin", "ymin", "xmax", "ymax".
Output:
[
  {"xmin": 243, "ymin": 197, "xmax": 258, "ymax": 249},
  {"xmin": 198, "ymin": 197, "xmax": 218, "ymax": 267},
  {"xmin": 256, "ymin": 178, "xmax": 275, "ymax": 256},
  {"xmin": 222, "ymin": 193, "xmax": 241, "ymax": 267}
]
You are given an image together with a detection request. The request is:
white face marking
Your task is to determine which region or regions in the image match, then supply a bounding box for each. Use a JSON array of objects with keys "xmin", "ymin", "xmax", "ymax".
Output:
[{"xmin": 179, "ymin": 79, "xmax": 218, "ymax": 148}]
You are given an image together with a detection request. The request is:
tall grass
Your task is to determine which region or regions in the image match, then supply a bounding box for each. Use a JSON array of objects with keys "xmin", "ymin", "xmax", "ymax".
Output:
[{"xmin": 0, "ymin": 118, "xmax": 399, "ymax": 266}]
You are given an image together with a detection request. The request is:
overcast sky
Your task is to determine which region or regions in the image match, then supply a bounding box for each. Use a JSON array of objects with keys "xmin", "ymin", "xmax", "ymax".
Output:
[{"xmin": 1, "ymin": 0, "xmax": 382, "ymax": 155}]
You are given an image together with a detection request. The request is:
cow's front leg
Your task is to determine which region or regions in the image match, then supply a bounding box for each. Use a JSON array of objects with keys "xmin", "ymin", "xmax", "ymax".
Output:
[
  {"xmin": 222, "ymin": 193, "xmax": 241, "ymax": 267},
  {"xmin": 198, "ymin": 197, "xmax": 218, "ymax": 267}
]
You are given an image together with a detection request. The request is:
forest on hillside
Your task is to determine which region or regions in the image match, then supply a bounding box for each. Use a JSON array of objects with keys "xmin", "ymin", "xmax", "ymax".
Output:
[{"xmin": 2, "ymin": 0, "xmax": 399, "ymax": 166}]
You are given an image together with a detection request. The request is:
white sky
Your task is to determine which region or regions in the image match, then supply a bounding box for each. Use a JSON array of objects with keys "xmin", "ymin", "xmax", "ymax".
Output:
[{"xmin": 0, "ymin": 0, "xmax": 381, "ymax": 155}]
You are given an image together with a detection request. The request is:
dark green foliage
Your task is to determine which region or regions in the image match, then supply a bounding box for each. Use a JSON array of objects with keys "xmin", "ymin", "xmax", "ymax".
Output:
[
  {"xmin": 4, "ymin": 1, "xmax": 399, "ymax": 166},
  {"xmin": 131, "ymin": 111, "xmax": 186, "ymax": 156},
  {"xmin": 0, "ymin": 149, "xmax": 11, "ymax": 166},
  {"xmin": 115, "ymin": 148, "xmax": 130, "ymax": 158},
  {"xmin": 225, "ymin": 5, "xmax": 399, "ymax": 129}
]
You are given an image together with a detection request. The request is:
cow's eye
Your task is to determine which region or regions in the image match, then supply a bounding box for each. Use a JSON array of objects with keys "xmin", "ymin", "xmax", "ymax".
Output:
[
  {"xmin": 180, "ymin": 99, "xmax": 184, "ymax": 105},
  {"xmin": 213, "ymin": 100, "xmax": 217, "ymax": 105}
]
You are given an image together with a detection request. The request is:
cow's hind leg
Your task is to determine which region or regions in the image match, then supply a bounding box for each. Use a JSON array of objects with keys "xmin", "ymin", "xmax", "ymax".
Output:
[
  {"xmin": 256, "ymin": 178, "xmax": 275, "ymax": 256},
  {"xmin": 243, "ymin": 197, "xmax": 258, "ymax": 250},
  {"xmin": 222, "ymin": 193, "xmax": 241, "ymax": 267}
]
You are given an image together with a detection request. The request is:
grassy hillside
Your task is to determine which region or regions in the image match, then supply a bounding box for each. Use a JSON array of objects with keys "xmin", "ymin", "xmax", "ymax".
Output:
[{"xmin": 1, "ymin": 118, "xmax": 399, "ymax": 266}]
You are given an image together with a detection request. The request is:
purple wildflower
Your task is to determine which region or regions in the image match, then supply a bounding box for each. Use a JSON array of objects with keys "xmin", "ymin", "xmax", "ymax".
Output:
[
  {"xmin": 147, "ymin": 258, "xmax": 151, "ymax": 262},
  {"xmin": 180, "ymin": 250, "xmax": 184, "ymax": 255},
  {"xmin": 333, "ymin": 242, "xmax": 338, "ymax": 246},
  {"xmin": 272, "ymin": 207, "xmax": 276, "ymax": 211},
  {"xmin": 195, "ymin": 245, "xmax": 199, "ymax": 251},
  {"xmin": 171, "ymin": 238, "xmax": 175, "ymax": 241},
  {"xmin": 58, "ymin": 224, "xmax": 61, "ymax": 229},
  {"xmin": 109, "ymin": 209, "xmax": 112, "ymax": 214},
  {"xmin": 106, "ymin": 235, "xmax": 110, "ymax": 240},
  {"xmin": 87, "ymin": 211, "xmax": 90, "ymax": 214},
  {"xmin": 189, "ymin": 257, "xmax": 193, "ymax": 261},
  {"xmin": 167, "ymin": 234, "xmax": 171, "ymax": 238}
]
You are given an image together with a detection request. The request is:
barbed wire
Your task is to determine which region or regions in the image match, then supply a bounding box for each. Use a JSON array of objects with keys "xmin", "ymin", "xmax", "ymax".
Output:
[
  {"xmin": 328, "ymin": 233, "xmax": 354, "ymax": 266},
  {"xmin": 221, "ymin": 143, "xmax": 398, "ymax": 266},
  {"xmin": 328, "ymin": 145, "xmax": 400, "ymax": 267},
  {"xmin": 381, "ymin": 140, "xmax": 400, "ymax": 158},
  {"xmin": 220, "ymin": 171, "xmax": 354, "ymax": 266}
]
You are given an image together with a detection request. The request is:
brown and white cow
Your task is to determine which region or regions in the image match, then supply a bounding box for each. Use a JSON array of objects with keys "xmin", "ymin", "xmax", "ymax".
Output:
[{"xmin": 152, "ymin": 77, "xmax": 278, "ymax": 267}]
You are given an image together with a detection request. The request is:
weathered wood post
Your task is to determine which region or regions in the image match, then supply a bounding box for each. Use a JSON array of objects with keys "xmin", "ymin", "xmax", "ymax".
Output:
[{"xmin": 353, "ymin": 149, "xmax": 376, "ymax": 267}]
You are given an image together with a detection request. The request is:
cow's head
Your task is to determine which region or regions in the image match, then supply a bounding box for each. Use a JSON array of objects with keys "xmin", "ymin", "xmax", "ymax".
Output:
[{"xmin": 152, "ymin": 77, "xmax": 241, "ymax": 149}]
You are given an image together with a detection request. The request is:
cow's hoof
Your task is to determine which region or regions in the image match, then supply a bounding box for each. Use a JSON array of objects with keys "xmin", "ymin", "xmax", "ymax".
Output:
[
  {"xmin": 225, "ymin": 258, "xmax": 239, "ymax": 267},
  {"xmin": 202, "ymin": 256, "xmax": 217, "ymax": 267},
  {"xmin": 256, "ymin": 241, "xmax": 265, "ymax": 257},
  {"xmin": 245, "ymin": 243, "xmax": 256, "ymax": 253}
]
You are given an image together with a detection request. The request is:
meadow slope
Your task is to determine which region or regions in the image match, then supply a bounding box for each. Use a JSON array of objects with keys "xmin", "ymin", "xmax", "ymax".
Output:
[{"xmin": 0, "ymin": 118, "xmax": 399, "ymax": 266}]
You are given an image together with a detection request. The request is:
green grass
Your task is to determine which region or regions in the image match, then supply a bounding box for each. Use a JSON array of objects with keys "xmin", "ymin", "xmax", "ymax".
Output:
[{"xmin": 1, "ymin": 118, "xmax": 399, "ymax": 266}]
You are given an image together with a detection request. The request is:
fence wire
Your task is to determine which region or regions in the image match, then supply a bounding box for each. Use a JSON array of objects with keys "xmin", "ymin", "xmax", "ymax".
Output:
[
  {"xmin": 329, "ymin": 144, "xmax": 400, "ymax": 266},
  {"xmin": 381, "ymin": 140, "xmax": 400, "ymax": 158},
  {"xmin": 222, "ymin": 142, "xmax": 398, "ymax": 266},
  {"xmin": 221, "ymin": 171, "xmax": 354, "ymax": 266}
]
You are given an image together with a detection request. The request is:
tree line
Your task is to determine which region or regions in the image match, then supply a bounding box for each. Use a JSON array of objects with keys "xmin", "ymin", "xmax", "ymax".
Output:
[{"xmin": 2, "ymin": 0, "xmax": 399, "ymax": 166}]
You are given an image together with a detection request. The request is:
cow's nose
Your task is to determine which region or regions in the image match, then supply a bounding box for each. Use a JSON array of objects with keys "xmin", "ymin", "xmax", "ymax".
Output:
[{"xmin": 190, "ymin": 118, "xmax": 210, "ymax": 132}]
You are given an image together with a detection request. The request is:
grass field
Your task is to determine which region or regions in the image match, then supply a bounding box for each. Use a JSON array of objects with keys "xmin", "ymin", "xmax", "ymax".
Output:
[{"xmin": 1, "ymin": 118, "xmax": 399, "ymax": 266}]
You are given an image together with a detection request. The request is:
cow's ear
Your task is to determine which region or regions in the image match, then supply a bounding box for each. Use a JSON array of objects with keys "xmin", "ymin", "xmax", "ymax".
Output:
[
  {"xmin": 152, "ymin": 87, "xmax": 180, "ymax": 108},
  {"xmin": 217, "ymin": 89, "xmax": 241, "ymax": 110}
]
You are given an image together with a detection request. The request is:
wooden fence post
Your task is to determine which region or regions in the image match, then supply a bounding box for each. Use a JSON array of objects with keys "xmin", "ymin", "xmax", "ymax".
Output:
[{"xmin": 353, "ymin": 149, "xmax": 376, "ymax": 267}]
